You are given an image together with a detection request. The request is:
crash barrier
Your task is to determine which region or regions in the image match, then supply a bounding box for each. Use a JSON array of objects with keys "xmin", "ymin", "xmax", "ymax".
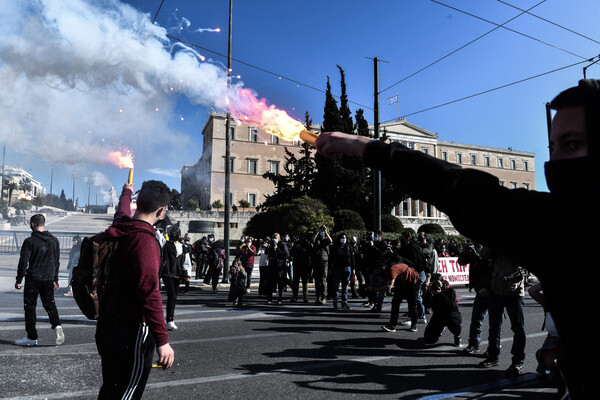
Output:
[{"xmin": 0, "ymin": 231, "xmax": 83, "ymax": 255}]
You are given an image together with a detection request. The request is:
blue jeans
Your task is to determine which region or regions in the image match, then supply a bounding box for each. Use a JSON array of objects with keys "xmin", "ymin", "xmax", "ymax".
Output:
[
  {"xmin": 468, "ymin": 291, "xmax": 489, "ymax": 346},
  {"xmin": 331, "ymin": 266, "xmax": 351, "ymax": 305},
  {"xmin": 416, "ymin": 270, "xmax": 426, "ymax": 318},
  {"xmin": 487, "ymin": 294, "xmax": 526, "ymax": 364}
]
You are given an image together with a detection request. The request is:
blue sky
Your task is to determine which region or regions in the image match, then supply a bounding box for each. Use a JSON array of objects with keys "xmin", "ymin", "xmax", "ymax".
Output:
[{"xmin": 1, "ymin": 0, "xmax": 599, "ymax": 205}]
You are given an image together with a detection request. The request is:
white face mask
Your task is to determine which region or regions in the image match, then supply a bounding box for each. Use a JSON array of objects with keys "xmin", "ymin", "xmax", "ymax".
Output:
[
  {"xmin": 273, "ymin": 238, "xmax": 278, "ymax": 244},
  {"xmin": 340, "ymin": 238, "xmax": 347, "ymax": 244}
]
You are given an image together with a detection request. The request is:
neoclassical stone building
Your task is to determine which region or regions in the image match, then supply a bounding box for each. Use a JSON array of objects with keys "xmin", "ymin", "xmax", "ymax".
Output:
[{"xmin": 181, "ymin": 112, "xmax": 536, "ymax": 234}]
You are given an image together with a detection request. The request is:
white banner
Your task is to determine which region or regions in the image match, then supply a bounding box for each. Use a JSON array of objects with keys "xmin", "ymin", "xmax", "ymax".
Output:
[{"xmin": 437, "ymin": 257, "xmax": 469, "ymax": 286}]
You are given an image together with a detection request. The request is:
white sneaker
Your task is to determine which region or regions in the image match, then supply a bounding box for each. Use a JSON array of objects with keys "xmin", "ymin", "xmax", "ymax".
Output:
[
  {"xmin": 55, "ymin": 326, "xmax": 65, "ymax": 345},
  {"xmin": 15, "ymin": 337, "xmax": 37, "ymax": 346},
  {"xmin": 166, "ymin": 321, "xmax": 178, "ymax": 331}
]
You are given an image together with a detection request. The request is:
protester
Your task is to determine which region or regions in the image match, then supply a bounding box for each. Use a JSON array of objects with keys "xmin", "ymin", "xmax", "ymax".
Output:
[
  {"xmin": 96, "ymin": 181, "xmax": 174, "ymax": 399},
  {"xmin": 290, "ymin": 237, "xmax": 312, "ymax": 303},
  {"xmin": 371, "ymin": 252, "xmax": 420, "ymax": 333},
  {"xmin": 239, "ymin": 237, "xmax": 256, "ymax": 292},
  {"xmin": 64, "ymin": 234, "xmax": 82, "ymax": 296},
  {"xmin": 311, "ymin": 226, "xmax": 331, "ymax": 305},
  {"xmin": 228, "ymin": 260, "xmax": 247, "ymax": 307},
  {"xmin": 328, "ymin": 233, "xmax": 355, "ymax": 310},
  {"xmin": 203, "ymin": 234, "xmax": 223, "ymax": 293},
  {"xmin": 422, "ymin": 274, "xmax": 462, "ymax": 347},
  {"xmin": 14, "ymin": 214, "xmax": 64, "ymax": 347},
  {"xmin": 266, "ymin": 233, "xmax": 291, "ymax": 304},
  {"xmin": 314, "ymin": 79, "xmax": 600, "ymax": 397},
  {"xmin": 257, "ymin": 237, "xmax": 270, "ymax": 298},
  {"xmin": 161, "ymin": 227, "xmax": 184, "ymax": 331}
]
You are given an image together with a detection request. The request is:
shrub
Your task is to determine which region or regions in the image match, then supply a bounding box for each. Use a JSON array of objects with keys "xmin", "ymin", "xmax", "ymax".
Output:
[
  {"xmin": 418, "ymin": 223, "xmax": 445, "ymax": 235},
  {"xmin": 381, "ymin": 214, "xmax": 403, "ymax": 233},
  {"xmin": 333, "ymin": 209, "xmax": 365, "ymax": 232}
]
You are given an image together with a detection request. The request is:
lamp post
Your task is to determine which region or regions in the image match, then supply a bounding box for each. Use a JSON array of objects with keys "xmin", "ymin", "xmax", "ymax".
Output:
[{"xmin": 223, "ymin": 0, "xmax": 233, "ymax": 282}]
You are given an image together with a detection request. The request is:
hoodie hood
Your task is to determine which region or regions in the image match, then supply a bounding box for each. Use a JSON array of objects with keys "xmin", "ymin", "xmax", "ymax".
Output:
[
  {"xmin": 32, "ymin": 230, "xmax": 55, "ymax": 242},
  {"xmin": 104, "ymin": 216, "xmax": 156, "ymax": 240}
]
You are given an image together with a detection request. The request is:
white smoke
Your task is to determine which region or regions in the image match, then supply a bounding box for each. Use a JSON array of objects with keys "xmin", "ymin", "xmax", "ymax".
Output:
[{"xmin": 0, "ymin": 0, "xmax": 243, "ymax": 168}]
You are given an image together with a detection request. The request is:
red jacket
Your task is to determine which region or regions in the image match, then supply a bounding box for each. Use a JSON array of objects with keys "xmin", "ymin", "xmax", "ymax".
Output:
[{"xmin": 102, "ymin": 188, "xmax": 169, "ymax": 347}]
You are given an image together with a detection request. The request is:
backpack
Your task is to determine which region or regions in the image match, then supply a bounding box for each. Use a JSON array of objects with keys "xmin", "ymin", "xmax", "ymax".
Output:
[{"xmin": 71, "ymin": 232, "xmax": 120, "ymax": 320}]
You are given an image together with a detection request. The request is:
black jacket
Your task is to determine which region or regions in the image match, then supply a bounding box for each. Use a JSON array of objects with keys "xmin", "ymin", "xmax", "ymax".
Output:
[
  {"xmin": 16, "ymin": 231, "xmax": 60, "ymax": 283},
  {"xmin": 364, "ymin": 139, "xmax": 599, "ymax": 396}
]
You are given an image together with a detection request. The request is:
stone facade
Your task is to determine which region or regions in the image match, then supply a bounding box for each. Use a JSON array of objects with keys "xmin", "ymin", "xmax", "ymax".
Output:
[{"xmin": 180, "ymin": 113, "xmax": 536, "ymax": 235}]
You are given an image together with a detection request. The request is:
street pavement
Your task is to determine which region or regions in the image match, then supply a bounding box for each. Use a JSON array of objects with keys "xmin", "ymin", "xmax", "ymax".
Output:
[{"xmin": 0, "ymin": 214, "xmax": 561, "ymax": 399}]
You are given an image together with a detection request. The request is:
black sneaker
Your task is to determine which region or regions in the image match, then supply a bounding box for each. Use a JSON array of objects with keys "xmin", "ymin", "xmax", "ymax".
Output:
[
  {"xmin": 381, "ymin": 325, "xmax": 396, "ymax": 332},
  {"xmin": 479, "ymin": 358, "xmax": 499, "ymax": 368},
  {"xmin": 506, "ymin": 363, "xmax": 523, "ymax": 376},
  {"xmin": 454, "ymin": 335, "xmax": 461, "ymax": 347}
]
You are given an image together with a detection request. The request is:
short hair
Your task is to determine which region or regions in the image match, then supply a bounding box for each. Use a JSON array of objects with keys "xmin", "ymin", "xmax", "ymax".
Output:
[
  {"xmin": 550, "ymin": 79, "xmax": 600, "ymax": 156},
  {"xmin": 136, "ymin": 180, "xmax": 170, "ymax": 214},
  {"xmin": 30, "ymin": 214, "xmax": 45, "ymax": 228},
  {"xmin": 169, "ymin": 227, "xmax": 181, "ymax": 241}
]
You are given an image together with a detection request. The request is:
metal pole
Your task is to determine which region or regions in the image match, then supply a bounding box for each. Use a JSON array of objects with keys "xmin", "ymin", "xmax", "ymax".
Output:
[
  {"xmin": 223, "ymin": 0, "xmax": 232, "ymax": 281},
  {"xmin": 373, "ymin": 58, "xmax": 382, "ymax": 232},
  {"xmin": 1, "ymin": 145, "xmax": 5, "ymax": 202},
  {"xmin": 545, "ymin": 102, "xmax": 552, "ymax": 157}
]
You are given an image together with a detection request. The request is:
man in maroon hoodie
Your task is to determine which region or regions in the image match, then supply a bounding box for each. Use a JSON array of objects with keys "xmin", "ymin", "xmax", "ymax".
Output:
[{"xmin": 96, "ymin": 180, "xmax": 174, "ymax": 400}]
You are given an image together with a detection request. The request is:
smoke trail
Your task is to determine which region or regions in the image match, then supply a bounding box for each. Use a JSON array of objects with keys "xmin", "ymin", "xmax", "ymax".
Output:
[{"xmin": 0, "ymin": 0, "xmax": 242, "ymax": 168}]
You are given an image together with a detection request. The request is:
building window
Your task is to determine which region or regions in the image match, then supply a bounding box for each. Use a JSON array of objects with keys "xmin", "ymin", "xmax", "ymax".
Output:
[
  {"xmin": 456, "ymin": 153, "xmax": 463, "ymax": 164},
  {"xmin": 249, "ymin": 127, "xmax": 258, "ymax": 142},
  {"xmin": 229, "ymin": 126, "xmax": 235, "ymax": 140},
  {"xmin": 470, "ymin": 154, "xmax": 477, "ymax": 165},
  {"xmin": 511, "ymin": 159, "xmax": 516, "ymax": 170},
  {"xmin": 484, "ymin": 156, "xmax": 490, "ymax": 167},
  {"xmin": 511, "ymin": 182, "xmax": 518, "ymax": 189},
  {"xmin": 247, "ymin": 159, "xmax": 258, "ymax": 174},
  {"xmin": 422, "ymin": 148, "xmax": 429, "ymax": 155},
  {"xmin": 523, "ymin": 183, "xmax": 530, "ymax": 190},
  {"xmin": 271, "ymin": 135, "xmax": 279, "ymax": 144},
  {"xmin": 269, "ymin": 160, "xmax": 280, "ymax": 175},
  {"xmin": 441, "ymin": 151, "xmax": 448, "ymax": 161},
  {"xmin": 224, "ymin": 157, "xmax": 235, "ymax": 172},
  {"xmin": 498, "ymin": 158, "xmax": 504, "ymax": 168},
  {"xmin": 248, "ymin": 193, "xmax": 257, "ymax": 207},
  {"xmin": 523, "ymin": 160, "xmax": 529, "ymax": 171}
]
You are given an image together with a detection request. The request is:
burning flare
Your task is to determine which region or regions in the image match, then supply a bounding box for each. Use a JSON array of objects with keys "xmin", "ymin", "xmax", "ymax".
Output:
[
  {"xmin": 232, "ymin": 89, "xmax": 317, "ymax": 144},
  {"xmin": 107, "ymin": 150, "xmax": 135, "ymax": 184}
]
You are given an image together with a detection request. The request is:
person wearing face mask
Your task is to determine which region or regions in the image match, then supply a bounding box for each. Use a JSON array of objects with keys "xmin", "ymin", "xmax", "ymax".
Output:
[
  {"xmin": 315, "ymin": 79, "xmax": 600, "ymax": 398},
  {"xmin": 328, "ymin": 233, "xmax": 355, "ymax": 310},
  {"xmin": 266, "ymin": 233, "xmax": 291, "ymax": 304},
  {"xmin": 311, "ymin": 226, "xmax": 332, "ymax": 305},
  {"xmin": 239, "ymin": 238, "xmax": 256, "ymax": 292},
  {"xmin": 203, "ymin": 234, "xmax": 223, "ymax": 293}
]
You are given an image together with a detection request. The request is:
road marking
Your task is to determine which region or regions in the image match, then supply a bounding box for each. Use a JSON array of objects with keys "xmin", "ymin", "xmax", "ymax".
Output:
[{"xmin": 0, "ymin": 331, "xmax": 552, "ymax": 399}]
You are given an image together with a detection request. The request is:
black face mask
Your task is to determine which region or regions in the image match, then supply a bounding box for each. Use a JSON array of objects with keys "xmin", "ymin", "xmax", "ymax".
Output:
[{"xmin": 544, "ymin": 156, "xmax": 594, "ymax": 195}]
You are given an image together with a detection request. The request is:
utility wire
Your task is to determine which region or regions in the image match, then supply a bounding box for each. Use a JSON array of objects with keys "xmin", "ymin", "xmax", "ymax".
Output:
[
  {"xmin": 497, "ymin": 0, "xmax": 600, "ymax": 46},
  {"xmin": 380, "ymin": 0, "xmax": 547, "ymax": 94},
  {"xmin": 381, "ymin": 57, "xmax": 596, "ymax": 123},
  {"xmin": 165, "ymin": 34, "xmax": 374, "ymax": 111},
  {"xmin": 433, "ymin": 0, "xmax": 587, "ymax": 60}
]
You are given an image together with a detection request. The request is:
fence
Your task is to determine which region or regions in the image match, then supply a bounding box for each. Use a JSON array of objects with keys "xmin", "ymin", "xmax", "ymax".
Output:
[{"xmin": 0, "ymin": 231, "xmax": 84, "ymax": 255}]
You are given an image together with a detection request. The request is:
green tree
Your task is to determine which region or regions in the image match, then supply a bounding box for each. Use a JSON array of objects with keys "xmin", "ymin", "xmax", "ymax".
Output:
[
  {"xmin": 244, "ymin": 196, "xmax": 333, "ymax": 239},
  {"xmin": 211, "ymin": 199, "xmax": 223, "ymax": 210},
  {"xmin": 6, "ymin": 182, "xmax": 18, "ymax": 206},
  {"xmin": 238, "ymin": 199, "xmax": 251, "ymax": 210}
]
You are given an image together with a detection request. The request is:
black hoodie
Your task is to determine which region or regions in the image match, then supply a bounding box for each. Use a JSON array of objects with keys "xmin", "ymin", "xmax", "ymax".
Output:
[{"xmin": 16, "ymin": 230, "xmax": 60, "ymax": 283}]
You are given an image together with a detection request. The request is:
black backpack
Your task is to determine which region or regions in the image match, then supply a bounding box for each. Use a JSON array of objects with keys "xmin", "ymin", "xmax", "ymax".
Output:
[{"xmin": 71, "ymin": 232, "xmax": 120, "ymax": 320}]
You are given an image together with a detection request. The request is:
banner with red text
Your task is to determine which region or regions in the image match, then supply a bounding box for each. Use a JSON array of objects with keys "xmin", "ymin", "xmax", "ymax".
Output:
[{"xmin": 437, "ymin": 257, "xmax": 469, "ymax": 286}]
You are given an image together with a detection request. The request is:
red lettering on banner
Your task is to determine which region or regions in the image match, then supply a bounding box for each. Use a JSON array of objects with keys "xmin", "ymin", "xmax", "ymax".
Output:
[{"xmin": 438, "ymin": 259, "xmax": 448, "ymax": 273}]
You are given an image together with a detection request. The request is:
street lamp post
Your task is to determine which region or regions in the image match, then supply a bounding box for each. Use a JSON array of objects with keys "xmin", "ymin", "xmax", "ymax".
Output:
[{"xmin": 223, "ymin": 0, "xmax": 233, "ymax": 282}]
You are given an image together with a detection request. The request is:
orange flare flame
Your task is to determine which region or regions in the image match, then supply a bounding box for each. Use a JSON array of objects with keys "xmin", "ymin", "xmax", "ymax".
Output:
[
  {"xmin": 107, "ymin": 150, "xmax": 134, "ymax": 169},
  {"xmin": 233, "ymin": 89, "xmax": 306, "ymax": 142}
]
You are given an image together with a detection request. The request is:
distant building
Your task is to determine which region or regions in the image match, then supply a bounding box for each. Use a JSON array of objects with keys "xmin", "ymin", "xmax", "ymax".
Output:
[
  {"xmin": 380, "ymin": 118, "xmax": 536, "ymax": 231},
  {"xmin": 181, "ymin": 112, "xmax": 313, "ymax": 211},
  {"xmin": 2, "ymin": 166, "xmax": 45, "ymax": 204},
  {"xmin": 181, "ymin": 113, "xmax": 536, "ymax": 233}
]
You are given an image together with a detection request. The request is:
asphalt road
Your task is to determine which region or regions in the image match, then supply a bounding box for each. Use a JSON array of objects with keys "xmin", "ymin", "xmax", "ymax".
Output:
[{"xmin": 0, "ymin": 214, "xmax": 561, "ymax": 399}]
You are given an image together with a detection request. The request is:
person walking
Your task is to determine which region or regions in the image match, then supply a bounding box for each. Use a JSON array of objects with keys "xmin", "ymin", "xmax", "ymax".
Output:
[{"xmin": 14, "ymin": 214, "xmax": 65, "ymax": 347}]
